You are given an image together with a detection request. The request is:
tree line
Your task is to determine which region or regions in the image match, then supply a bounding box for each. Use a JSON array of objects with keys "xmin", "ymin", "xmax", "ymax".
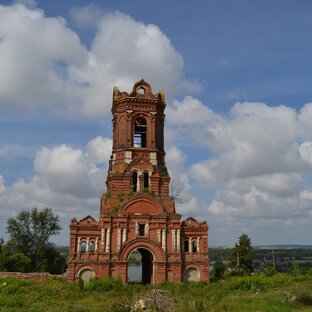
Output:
[{"xmin": 211, "ymin": 233, "xmax": 312, "ymax": 280}]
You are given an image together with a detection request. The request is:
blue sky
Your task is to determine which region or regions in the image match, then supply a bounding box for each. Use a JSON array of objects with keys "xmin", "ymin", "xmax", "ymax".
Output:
[{"xmin": 1, "ymin": 0, "xmax": 312, "ymax": 246}]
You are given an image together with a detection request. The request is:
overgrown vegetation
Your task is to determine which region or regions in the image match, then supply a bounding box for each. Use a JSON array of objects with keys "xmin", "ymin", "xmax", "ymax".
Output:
[{"xmin": 1, "ymin": 273, "xmax": 312, "ymax": 311}]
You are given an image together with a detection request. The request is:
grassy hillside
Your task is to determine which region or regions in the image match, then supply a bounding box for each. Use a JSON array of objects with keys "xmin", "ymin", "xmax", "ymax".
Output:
[{"xmin": 1, "ymin": 274, "xmax": 312, "ymax": 311}]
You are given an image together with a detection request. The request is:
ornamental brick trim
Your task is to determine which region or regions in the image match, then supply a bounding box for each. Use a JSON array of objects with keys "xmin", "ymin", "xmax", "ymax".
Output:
[{"xmin": 120, "ymin": 193, "xmax": 166, "ymax": 214}]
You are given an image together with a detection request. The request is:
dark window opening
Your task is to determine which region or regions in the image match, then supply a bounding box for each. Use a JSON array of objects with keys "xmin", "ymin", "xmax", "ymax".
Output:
[
  {"xmin": 132, "ymin": 171, "xmax": 138, "ymax": 192},
  {"xmin": 139, "ymin": 224, "xmax": 145, "ymax": 236},
  {"xmin": 80, "ymin": 241, "xmax": 86, "ymax": 253},
  {"xmin": 143, "ymin": 172, "xmax": 149, "ymax": 190},
  {"xmin": 89, "ymin": 241, "xmax": 95, "ymax": 253},
  {"xmin": 192, "ymin": 240, "xmax": 197, "ymax": 253},
  {"xmin": 134, "ymin": 117, "xmax": 147, "ymax": 148},
  {"xmin": 184, "ymin": 240, "xmax": 189, "ymax": 252}
]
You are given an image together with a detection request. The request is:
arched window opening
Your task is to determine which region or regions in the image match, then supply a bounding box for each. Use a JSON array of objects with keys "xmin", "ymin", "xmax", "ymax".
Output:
[
  {"xmin": 184, "ymin": 268, "xmax": 200, "ymax": 282},
  {"xmin": 143, "ymin": 171, "xmax": 149, "ymax": 190},
  {"xmin": 80, "ymin": 241, "xmax": 86, "ymax": 253},
  {"xmin": 134, "ymin": 117, "xmax": 147, "ymax": 148},
  {"xmin": 184, "ymin": 240, "xmax": 189, "ymax": 252},
  {"xmin": 137, "ymin": 87, "xmax": 145, "ymax": 94},
  {"xmin": 79, "ymin": 268, "xmax": 96, "ymax": 284},
  {"xmin": 131, "ymin": 171, "xmax": 138, "ymax": 192},
  {"xmin": 192, "ymin": 240, "xmax": 197, "ymax": 253},
  {"xmin": 89, "ymin": 241, "xmax": 95, "ymax": 253}
]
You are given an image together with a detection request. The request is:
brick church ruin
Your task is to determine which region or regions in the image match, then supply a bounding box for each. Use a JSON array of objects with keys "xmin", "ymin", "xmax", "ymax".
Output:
[{"xmin": 68, "ymin": 80, "xmax": 209, "ymax": 284}]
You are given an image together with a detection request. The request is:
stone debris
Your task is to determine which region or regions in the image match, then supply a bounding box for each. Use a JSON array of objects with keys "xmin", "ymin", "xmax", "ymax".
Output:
[{"xmin": 132, "ymin": 289, "xmax": 177, "ymax": 311}]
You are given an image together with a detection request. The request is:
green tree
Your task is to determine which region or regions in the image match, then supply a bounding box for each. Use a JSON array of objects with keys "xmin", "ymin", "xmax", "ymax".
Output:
[
  {"xmin": 0, "ymin": 238, "xmax": 6, "ymax": 270},
  {"xmin": 289, "ymin": 261, "xmax": 302, "ymax": 276},
  {"xmin": 6, "ymin": 207, "xmax": 65, "ymax": 273},
  {"xmin": 229, "ymin": 233, "xmax": 254, "ymax": 274},
  {"xmin": 213, "ymin": 258, "xmax": 225, "ymax": 280},
  {"xmin": 5, "ymin": 252, "xmax": 31, "ymax": 272}
]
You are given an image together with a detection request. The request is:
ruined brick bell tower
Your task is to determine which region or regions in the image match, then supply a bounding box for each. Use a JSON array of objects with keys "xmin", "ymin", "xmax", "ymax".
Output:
[{"xmin": 68, "ymin": 80, "xmax": 209, "ymax": 284}]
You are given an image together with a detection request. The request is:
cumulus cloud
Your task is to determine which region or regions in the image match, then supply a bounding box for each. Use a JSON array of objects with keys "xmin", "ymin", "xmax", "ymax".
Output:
[
  {"xmin": 34, "ymin": 144, "xmax": 105, "ymax": 198},
  {"xmin": 299, "ymin": 141, "xmax": 312, "ymax": 167},
  {"xmin": 166, "ymin": 97, "xmax": 312, "ymax": 244},
  {"xmin": 166, "ymin": 146, "xmax": 202, "ymax": 215},
  {"xmin": 298, "ymin": 103, "xmax": 312, "ymax": 141},
  {"xmin": 168, "ymin": 99, "xmax": 306, "ymax": 185},
  {"xmin": 13, "ymin": 0, "xmax": 37, "ymax": 9},
  {"xmin": 0, "ymin": 137, "xmax": 112, "ymax": 243},
  {"xmin": 0, "ymin": 4, "xmax": 87, "ymax": 111},
  {"xmin": 0, "ymin": 4, "xmax": 196, "ymax": 117},
  {"xmin": 86, "ymin": 136, "xmax": 112, "ymax": 164}
]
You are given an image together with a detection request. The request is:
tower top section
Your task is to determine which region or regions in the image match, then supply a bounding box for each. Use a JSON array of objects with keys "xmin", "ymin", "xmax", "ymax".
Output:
[
  {"xmin": 111, "ymin": 79, "xmax": 166, "ymax": 153},
  {"xmin": 103, "ymin": 79, "xmax": 174, "ymax": 214},
  {"xmin": 112, "ymin": 79, "xmax": 165, "ymax": 104}
]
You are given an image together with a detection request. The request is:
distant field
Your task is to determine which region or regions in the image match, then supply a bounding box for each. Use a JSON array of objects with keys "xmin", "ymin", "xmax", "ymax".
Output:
[{"xmin": 1, "ymin": 273, "xmax": 312, "ymax": 311}]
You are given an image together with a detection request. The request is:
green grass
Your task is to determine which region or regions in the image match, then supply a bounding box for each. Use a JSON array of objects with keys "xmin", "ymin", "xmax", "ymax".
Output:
[{"xmin": 0, "ymin": 274, "xmax": 312, "ymax": 311}]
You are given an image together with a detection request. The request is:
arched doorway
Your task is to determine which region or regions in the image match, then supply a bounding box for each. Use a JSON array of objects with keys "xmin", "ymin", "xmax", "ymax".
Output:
[{"xmin": 127, "ymin": 248, "xmax": 154, "ymax": 284}]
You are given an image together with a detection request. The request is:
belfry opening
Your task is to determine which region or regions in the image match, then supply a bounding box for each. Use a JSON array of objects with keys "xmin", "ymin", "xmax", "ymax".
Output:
[{"xmin": 68, "ymin": 80, "xmax": 209, "ymax": 285}]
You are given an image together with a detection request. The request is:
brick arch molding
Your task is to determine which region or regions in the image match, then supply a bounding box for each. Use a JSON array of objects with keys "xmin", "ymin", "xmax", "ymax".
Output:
[{"xmin": 118, "ymin": 237, "xmax": 166, "ymax": 261}]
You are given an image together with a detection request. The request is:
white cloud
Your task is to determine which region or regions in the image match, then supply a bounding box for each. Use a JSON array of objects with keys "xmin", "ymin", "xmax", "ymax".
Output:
[
  {"xmin": 69, "ymin": 4, "xmax": 104, "ymax": 29},
  {"xmin": 0, "ymin": 175, "xmax": 5, "ymax": 194},
  {"xmin": 167, "ymin": 96, "xmax": 218, "ymax": 126},
  {"xmin": 166, "ymin": 97, "xmax": 312, "ymax": 244},
  {"xmin": 298, "ymin": 103, "xmax": 312, "ymax": 141},
  {"xmin": 299, "ymin": 141, "xmax": 312, "ymax": 167},
  {"xmin": 0, "ymin": 137, "xmax": 111, "ymax": 241},
  {"xmin": 170, "ymin": 100, "xmax": 307, "ymax": 186},
  {"xmin": 13, "ymin": 0, "xmax": 37, "ymax": 8},
  {"xmin": 300, "ymin": 190, "xmax": 312, "ymax": 200},
  {"xmin": 86, "ymin": 136, "xmax": 112, "ymax": 165},
  {"xmin": 0, "ymin": 144, "xmax": 34, "ymax": 158},
  {"xmin": 34, "ymin": 144, "xmax": 105, "ymax": 198},
  {"xmin": 0, "ymin": 4, "xmax": 196, "ymax": 117},
  {"xmin": 0, "ymin": 4, "xmax": 87, "ymax": 111},
  {"xmin": 69, "ymin": 11, "xmax": 198, "ymax": 117}
]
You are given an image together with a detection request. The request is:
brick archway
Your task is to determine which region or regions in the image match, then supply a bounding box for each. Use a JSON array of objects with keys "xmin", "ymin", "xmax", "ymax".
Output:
[
  {"xmin": 119, "ymin": 238, "xmax": 166, "ymax": 285},
  {"xmin": 127, "ymin": 248, "xmax": 153, "ymax": 284}
]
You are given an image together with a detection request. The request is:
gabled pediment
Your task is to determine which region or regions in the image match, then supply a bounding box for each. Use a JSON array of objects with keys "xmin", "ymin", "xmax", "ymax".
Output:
[
  {"xmin": 129, "ymin": 79, "xmax": 156, "ymax": 99},
  {"xmin": 78, "ymin": 215, "xmax": 97, "ymax": 225},
  {"xmin": 181, "ymin": 217, "xmax": 206, "ymax": 227}
]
